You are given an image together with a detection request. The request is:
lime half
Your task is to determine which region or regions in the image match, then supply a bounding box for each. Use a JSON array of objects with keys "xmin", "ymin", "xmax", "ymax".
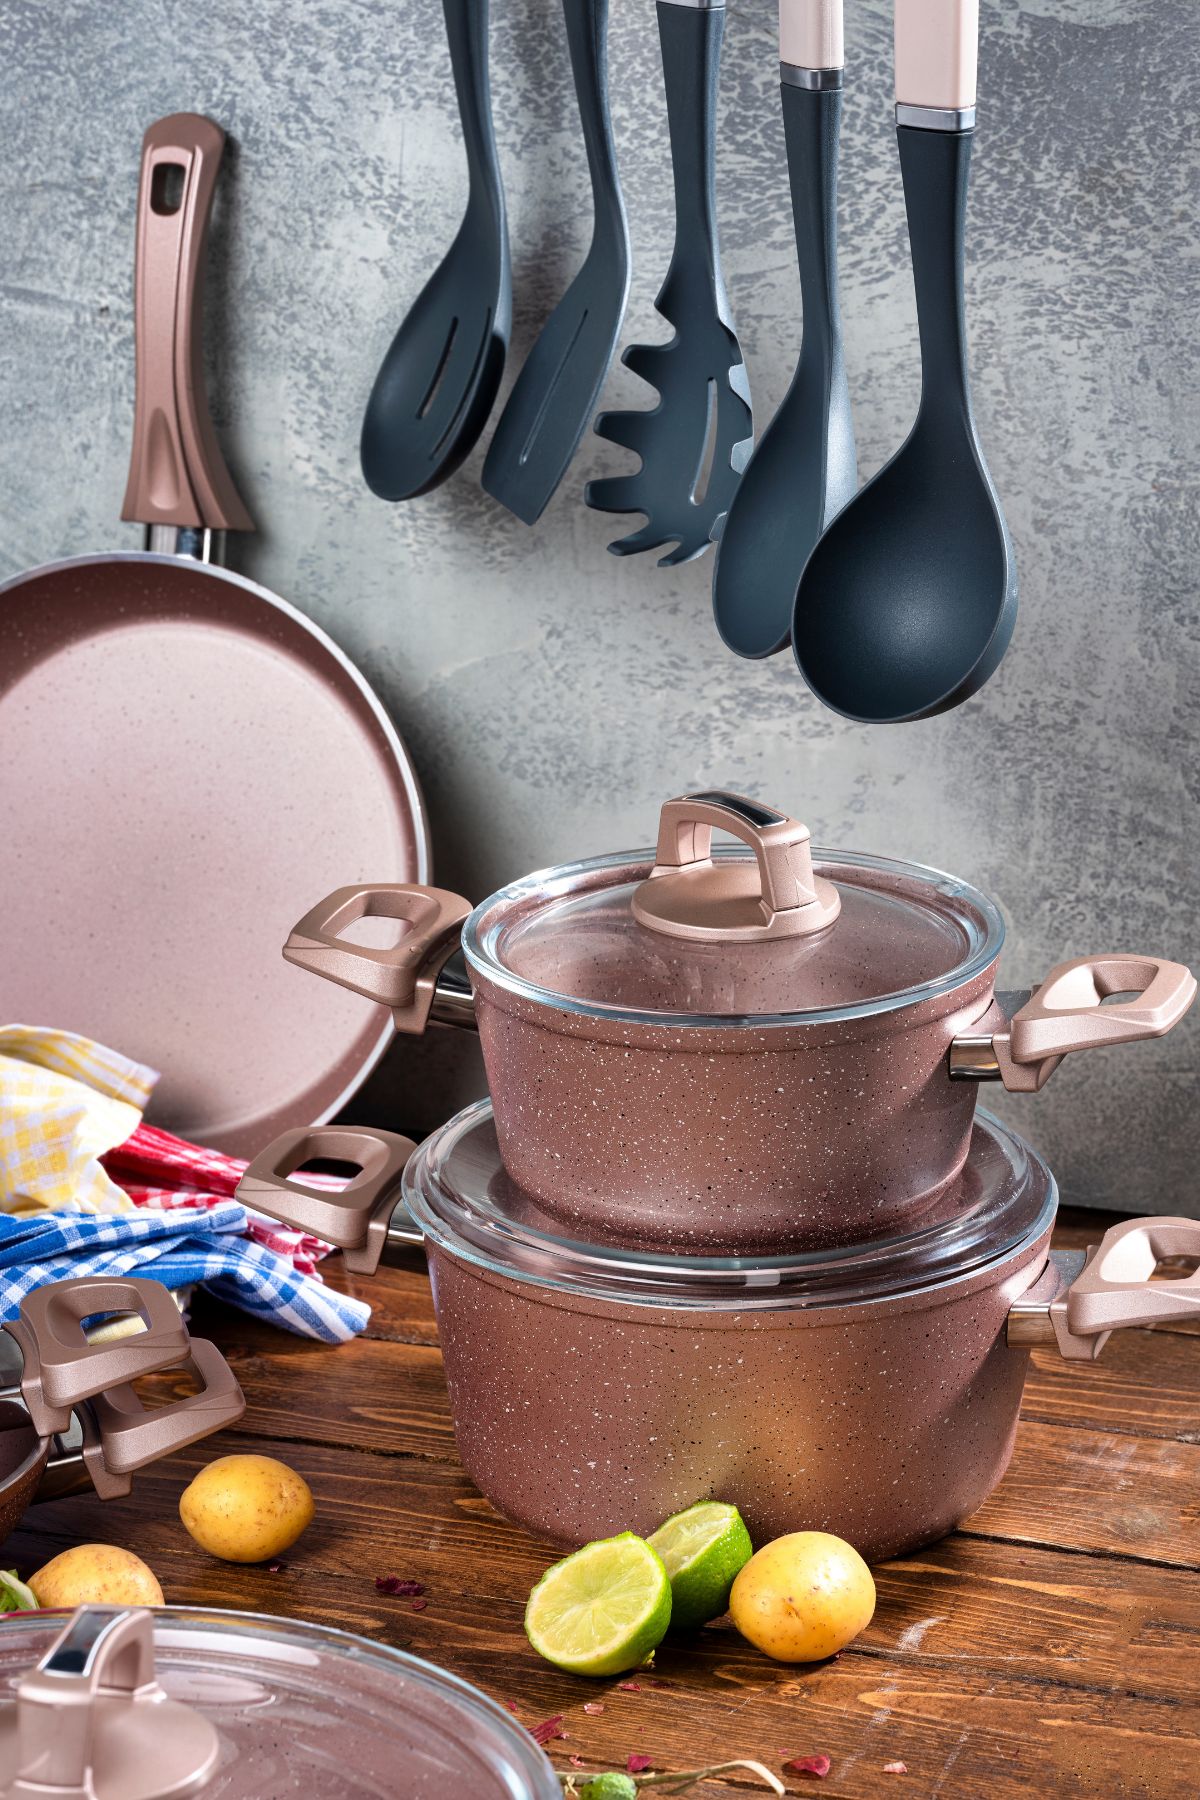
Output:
[
  {"xmin": 525, "ymin": 1532, "xmax": 672, "ymax": 1676},
  {"xmin": 647, "ymin": 1501, "xmax": 754, "ymax": 1631}
]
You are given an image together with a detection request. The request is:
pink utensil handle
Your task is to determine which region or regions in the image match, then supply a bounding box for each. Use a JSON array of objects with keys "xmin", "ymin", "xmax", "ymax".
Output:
[
  {"xmin": 238, "ymin": 1125, "xmax": 417, "ymax": 1274},
  {"xmin": 120, "ymin": 112, "xmax": 253, "ymax": 533},
  {"xmin": 779, "ymin": 0, "xmax": 843, "ymax": 70},
  {"xmin": 4, "ymin": 1276, "xmax": 196, "ymax": 1438},
  {"xmin": 995, "ymin": 953, "xmax": 1196, "ymax": 1092},
  {"xmin": 894, "ymin": 0, "xmax": 978, "ymax": 110},
  {"xmin": 283, "ymin": 883, "xmax": 471, "ymax": 1031}
]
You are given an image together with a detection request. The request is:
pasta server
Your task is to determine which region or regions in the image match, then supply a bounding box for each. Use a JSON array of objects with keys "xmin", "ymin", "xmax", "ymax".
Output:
[{"xmin": 585, "ymin": 0, "xmax": 751, "ymax": 567}]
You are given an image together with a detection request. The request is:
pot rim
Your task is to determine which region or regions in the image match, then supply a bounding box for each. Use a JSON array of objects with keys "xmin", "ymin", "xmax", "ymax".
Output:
[
  {"xmin": 405, "ymin": 1102, "xmax": 1057, "ymax": 1312},
  {"xmin": 461, "ymin": 844, "xmax": 1007, "ymax": 1029},
  {"xmin": 0, "ymin": 1398, "xmax": 47, "ymax": 1505}
]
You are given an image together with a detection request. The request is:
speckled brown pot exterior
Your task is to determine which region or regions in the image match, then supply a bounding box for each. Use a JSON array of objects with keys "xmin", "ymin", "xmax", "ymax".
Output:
[
  {"xmin": 472, "ymin": 963, "xmax": 1000, "ymax": 1254},
  {"xmin": 427, "ymin": 1229, "xmax": 1053, "ymax": 1562},
  {"xmin": 0, "ymin": 1400, "xmax": 49, "ymax": 1547}
]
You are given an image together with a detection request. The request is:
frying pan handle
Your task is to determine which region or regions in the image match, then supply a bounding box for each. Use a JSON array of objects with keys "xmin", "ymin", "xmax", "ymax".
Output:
[
  {"xmin": 779, "ymin": 0, "xmax": 843, "ymax": 71},
  {"xmin": 120, "ymin": 113, "xmax": 254, "ymax": 534},
  {"xmin": 894, "ymin": 0, "xmax": 977, "ymax": 113},
  {"xmin": 992, "ymin": 955, "xmax": 1196, "ymax": 1093},
  {"xmin": 4, "ymin": 1276, "xmax": 197, "ymax": 1438},
  {"xmin": 237, "ymin": 1126, "xmax": 419, "ymax": 1274},
  {"xmin": 1008, "ymin": 1217, "xmax": 1200, "ymax": 1361},
  {"xmin": 283, "ymin": 885, "xmax": 473, "ymax": 1034},
  {"xmin": 79, "ymin": 1338, "xmax": 245, "ymax": 1499},
  {"xmin": 632, "ymin": 791, "xmax": 840, "ymax": 941}
]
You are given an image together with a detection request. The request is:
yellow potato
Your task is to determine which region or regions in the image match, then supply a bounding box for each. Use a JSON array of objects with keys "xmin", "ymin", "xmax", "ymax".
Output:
[
  {"xmin": 180, "ymin": 1454, "xmax": 314, "ymax": 1563},
  {"xmin": 729, "ymin": 1530, "xmax": 875, "ymax": 1663},
  {"xmin": 30, "ymin": 1544, "xmax": 163, "ymax": 1609}
]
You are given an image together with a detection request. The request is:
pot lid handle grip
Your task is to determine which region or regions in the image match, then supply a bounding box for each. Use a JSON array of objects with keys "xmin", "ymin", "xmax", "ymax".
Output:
[
  {"xmin": 237, "ymin": 1125, "xmax": 418, "ymax": 1274},
  {"xmin": 3, "ymin": 1277, "xmax": 197, "ymax": 1439},
  {"xmin": 4, "ymin": 1606, "xmax": 219, "ymax": 1799},
  {"xmin": 283, "ymin": 885, "xmax": 471, "ymax": 1034},
  {"xmin": 632, "ymin": 792, "xmax": 840, "ymax": 942},
  {"xmin": 79, "ymin": 1337, "xmax": 246, "ymax": 1501},
  {"xmin": 992, "ymin": 954, "xmax": 1196, "ymax": 1092}
]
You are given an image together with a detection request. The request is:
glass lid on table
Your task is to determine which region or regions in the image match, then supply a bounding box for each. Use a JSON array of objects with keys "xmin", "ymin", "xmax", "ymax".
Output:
[
  {"xmin": 469, "ymin": 792, "xmax": 1004, "ymax": 1021},
  {"xmin": 0, "ymin": 1606, "xmax": 559, "ymax": 1800},
  {"xmin": 403, "ymin": 1099, "xmax": 1057, "ymax": 1310}
]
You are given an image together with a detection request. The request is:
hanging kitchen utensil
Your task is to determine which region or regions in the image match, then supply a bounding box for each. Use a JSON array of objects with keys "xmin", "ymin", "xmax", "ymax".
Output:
[
  {"xmin": 791, "ymin": 0, "xmax": 1015, "ymax": 720},
  {"xmin": 584, "ymin": 0, "xmax": 751, "ymax": 566},
  {"xmin": 240, "ymin": 1102, "xmax": 1200, "ymax": 1562},
  {"xmin": 361, "ymin": 0, "xmax": 511, "ymax": 500},
  {"xmin": 0, "ymin": 1275, "xmax": 243, "ymax": 1544},
  {"xmin": 712, "ymin": 0, "xmax": 856, "ymax": 656},
  {"xmin": 0, "ymin": 114, "xmax": 430, "ymax": 1157},
  {"xmin": 0, "ymin": 1605, "xmax": 560, "ymax": 1800},
  {"xmin": 279, "ymin": 790, "xmax": 1195, "ymax": 1253},
  {"xmin": 481, "ymin": 0, "xmax": 631, "ymax": 522}
]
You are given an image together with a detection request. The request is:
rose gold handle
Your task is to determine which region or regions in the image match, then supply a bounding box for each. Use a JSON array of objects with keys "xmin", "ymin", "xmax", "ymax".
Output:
[
  {"xmin": 993, "ymin": 954, "xmax": 1196, "ymax": 1093},
  {"xmin": 79, "ymin": 1338, "xmax": 245, "ymax": 1500},
  {"xmin": 10, "ymin": 1607, "xmax": 219, "ymax": 1798},
  {"xmin": 283, "ymin": 884, "xmax": 472, "ymax": 1034},
  {"xmin": 895, "ymin": 0, "xmax": 978, "ymax": 111},
  {"xmin": 119, "ymin": 113, "xmax": 253, "ymax": 533},
  {"xmin": 3, "ymin": 1277, "xmax": 197, "ymax": 1438},
  {"xmin": 631, "ymin": 791, "xmax": 841, "ymax": 942},
  {"xmin": 238, "ymin": 1125, "xmax": 417, "ymax": 1275},
  {"xmin": 1010, "ymin": 1217, "xmax": 1200, "ymax": 1363},
  {"xmin": 779, "ymin": 0, "xmax": 843, "ymax": 70}
]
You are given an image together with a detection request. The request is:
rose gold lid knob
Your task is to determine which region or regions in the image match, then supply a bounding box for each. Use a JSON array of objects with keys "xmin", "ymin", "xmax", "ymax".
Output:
[
  {"xmin": 631, "ymin": 792, "xmax": 841, "ymax": 943},
  {"xmin": 0, "ymin": 1607, "xmax": 219, "ymax": 1799}
]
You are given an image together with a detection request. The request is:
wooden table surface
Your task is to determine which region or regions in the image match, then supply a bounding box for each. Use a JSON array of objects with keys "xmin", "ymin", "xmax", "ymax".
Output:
[{"xmin": 8, "ymin": 1207, "xmax": 1200, "ymax": 1799}]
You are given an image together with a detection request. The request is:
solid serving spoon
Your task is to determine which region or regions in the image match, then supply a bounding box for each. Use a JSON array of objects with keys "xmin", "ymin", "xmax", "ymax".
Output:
[
  {"xmin": 361, "ymin": 0, "xmax": 511, "ymax": 502},
  {"xmin": 792, "ymin": 0, "xmax": 1016, "ymax": 722}
]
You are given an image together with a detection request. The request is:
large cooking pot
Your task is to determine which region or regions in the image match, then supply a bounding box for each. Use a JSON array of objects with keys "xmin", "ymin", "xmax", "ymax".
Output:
[
  {"xmin": 239, "ymin": 1106, "xmax": 1200, "ymax": 1564},
  {"xmin": 283, "ymin": 790, "xmax": 1195, "ymax": 1251},
  {"xmin": 1, "ymin": 1276, "xmax": 244, "ymax": 1545},
  {"xmin": 0, "ymin": 1605, "xmax": 558, "ymax": 1800}
]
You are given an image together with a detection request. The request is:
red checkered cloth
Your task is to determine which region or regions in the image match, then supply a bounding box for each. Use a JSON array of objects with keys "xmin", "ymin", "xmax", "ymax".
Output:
[{"xmin": 102, "ymin": 1123, "xmax": 332, "ymax": 1276}]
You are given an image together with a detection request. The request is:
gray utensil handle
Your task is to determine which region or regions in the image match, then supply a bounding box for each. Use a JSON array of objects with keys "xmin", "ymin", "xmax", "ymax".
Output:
[
  {"xmin": 897, "ymin": 122, "xmax": 975, "ymax": 424},
  {"xmin": 444, "ymin": 0, "xmax": 504, "ymax": 211},
  {"xmin": 563, "ymin": 0, "xmax": 622, "ymax": 232}
]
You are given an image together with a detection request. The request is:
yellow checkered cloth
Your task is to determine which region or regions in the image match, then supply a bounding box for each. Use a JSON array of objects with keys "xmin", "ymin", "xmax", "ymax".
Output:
[{"xmin": 0, "ymin": 1026, "xmax": 158, "ymax": 1216}]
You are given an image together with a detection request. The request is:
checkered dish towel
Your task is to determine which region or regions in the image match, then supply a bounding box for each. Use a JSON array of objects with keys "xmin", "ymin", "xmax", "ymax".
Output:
[
  {"xmin": 0, "ymin": 1025, "xmax": 156, "ymax": 1215},
  {"xmin": 0, "ymin": 1204, "xmax": 369, "ymax": 1342}
]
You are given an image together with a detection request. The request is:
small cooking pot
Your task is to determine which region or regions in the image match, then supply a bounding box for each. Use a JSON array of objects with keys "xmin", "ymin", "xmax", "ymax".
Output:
[
  {"xmin": 283, "ymin": 790, "xmax": 1195, "ymax": 1251},
  {"xmin": 240, "ymin": 1106, "xmax": 1200, "ymax": 1563},
  {"xmin": 1, "ymin": 1275, "xmax": 244, "ymax": 1546},
  {"xmin": 0, "ymin": 1604, "xmax": 558, "ymax": 1800}
]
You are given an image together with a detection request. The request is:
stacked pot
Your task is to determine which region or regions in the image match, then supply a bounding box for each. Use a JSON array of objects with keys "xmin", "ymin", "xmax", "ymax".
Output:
[{"xmin": 241, "ymin": 792, "xmax": 1200, "ymax": 1561}]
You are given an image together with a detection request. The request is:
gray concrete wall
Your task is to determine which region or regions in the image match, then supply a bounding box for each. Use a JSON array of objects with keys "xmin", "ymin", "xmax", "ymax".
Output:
[{"xmin": 1, "ymin": 0, "xmax": 1195, "ymax": 1212}]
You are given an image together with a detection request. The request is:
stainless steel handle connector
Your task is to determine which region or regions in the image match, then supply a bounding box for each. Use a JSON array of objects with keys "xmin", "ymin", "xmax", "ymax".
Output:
[
  {"xmin": 895, "ymin": 102, "xmax": 976, "ymax": 131},
  {"xmin": 781, "ymin": 65, "xmax": 843, "ymax": 90}
]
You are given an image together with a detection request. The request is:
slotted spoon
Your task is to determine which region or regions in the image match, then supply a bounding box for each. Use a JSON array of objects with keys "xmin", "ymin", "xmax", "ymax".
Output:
[{"xmin": 584, "ymin": 0, "xmax": 751, "ymax": 567}]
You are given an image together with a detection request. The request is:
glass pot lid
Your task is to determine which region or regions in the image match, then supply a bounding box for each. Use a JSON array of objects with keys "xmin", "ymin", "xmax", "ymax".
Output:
[
  {"xmin": 404, "ymin": 1100, "xmax": 1057, "ymax": 1312},
  {"xmin": 0, "ymin": 1607, "xmax": 559, "ymax": 1800},
  {"xmin": 464, "ymin": 792, "xmax": 1004, "ymax": 1026}
]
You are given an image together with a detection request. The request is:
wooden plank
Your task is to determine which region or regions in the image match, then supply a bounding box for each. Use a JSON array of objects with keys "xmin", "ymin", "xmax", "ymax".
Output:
[{"xmin": 1022, "ymin": 1330, "xmax": 1200, "ymax": 1443}]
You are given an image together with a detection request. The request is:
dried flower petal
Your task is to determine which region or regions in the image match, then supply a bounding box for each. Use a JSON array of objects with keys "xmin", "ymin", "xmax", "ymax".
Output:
[
  {"xmin": 782, "ymin": 1753, "xmax": 832, "ymax": 1779},
  {"xmin": 883, "ymin": 1762, "xmax": 908, "ymax": 1775},
  {"xmin": 627, "ymin": 1754, "xmax": 653, "ymax": 1774},
  {"xmin": 617, "ymin": 1681, "xmax": 642, "ymax": 1692},
  {"xmin": 531, "ymin": 1715, "xmax": 566, "ymax": 1746},
  {"xmin": 569, "ymin": 1755, "xmax": 586, "ymax": 1769},
  {"xmin": 583, "ymin": 1702, "xmax": 606, "ymax": 1715},
  {"xmin": 374, "ymin": 1576, "xmax": 426, "ymax": 1596},
  {"xmin": 266, "ymin": 1562, "xmax": 286, "ymax": 1575},
  {"xmin": 410, "ymin": 1597, "xmax": 428, "ymax": 1612},
  {"xmin": 504, "ymin": 1701, "xmax": 521, "ymax": 1715}
]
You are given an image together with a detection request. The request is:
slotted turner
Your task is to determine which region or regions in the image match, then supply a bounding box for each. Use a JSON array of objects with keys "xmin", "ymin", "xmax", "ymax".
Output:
[
  {"xmin": 481, "ymin": 0, "xmax": 630, "ymax": 524},
  {"xmin": 585, "ymin": 0, "xmax": 751, "ymax": 567}
]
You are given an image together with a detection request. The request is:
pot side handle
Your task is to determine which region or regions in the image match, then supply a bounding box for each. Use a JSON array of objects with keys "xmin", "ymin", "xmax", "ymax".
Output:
[
  {"xmin": 993, "ymin": 954, "xmax": 1196, "ymax": 1093},
  {"xmin": 282, "ymin": 884, "xmax": 472, "ymax": 1033},
  {"xmin": 80, "ymin": 1337, "xmax": 245, "ymax": 1500},
  {"xmin": 237, "ymin": 1125, "xmax": 420, "ymax": 1274},
  {"xmin": 1008, "ymin": 1216, "xmax": 1200, "ymax": 1361}
]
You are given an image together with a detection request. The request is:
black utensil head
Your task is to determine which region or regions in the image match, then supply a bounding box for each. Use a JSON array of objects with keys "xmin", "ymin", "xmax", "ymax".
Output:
[
  {"xmin": 585, "ymin": 279, "xmax": 752, "ymax": 568},
  {"xmin": 481, "ymin": 239, "xmax": 631, "ymax": 526},
  {"xmin": 791, "ymin": 424, "xmax": 1017, "ymax": 721},
  {"xmin": 361, "ymin": 224, "xmax": 509, "ymax": 502}
]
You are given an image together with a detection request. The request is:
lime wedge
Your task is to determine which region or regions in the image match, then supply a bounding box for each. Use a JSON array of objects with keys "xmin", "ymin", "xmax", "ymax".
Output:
[
  {"xmin": 525, "ymin": 1532, "xmax": 672, "ymax": 1676},
  {"xmin": 647, "ymin": 1500, "xmax": 753, "ymax": 1631}
]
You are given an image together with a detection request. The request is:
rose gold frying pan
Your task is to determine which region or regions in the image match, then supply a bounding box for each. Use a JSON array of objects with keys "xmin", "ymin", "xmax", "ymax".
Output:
[{"xmin": 0, "ymin": 115, "xmax": 429, "ymax": 1156}]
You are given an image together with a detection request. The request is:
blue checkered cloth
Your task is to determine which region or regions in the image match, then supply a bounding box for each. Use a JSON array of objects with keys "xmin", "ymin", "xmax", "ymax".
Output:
[{"xmin": 0, "ymin": 1202, "xmax": 370, "ymax": 1342}]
